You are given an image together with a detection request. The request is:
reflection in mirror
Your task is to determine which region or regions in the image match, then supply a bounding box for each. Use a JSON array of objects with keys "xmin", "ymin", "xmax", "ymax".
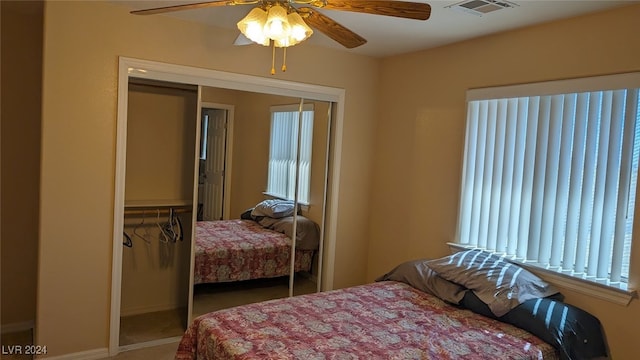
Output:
[
  {"xmin": 119, "ymin": 79, "xmax": 196, "ymax": 347},
  {"xmin": 192, "ymin": 88, "xmax": 332, "ymax": 318}
]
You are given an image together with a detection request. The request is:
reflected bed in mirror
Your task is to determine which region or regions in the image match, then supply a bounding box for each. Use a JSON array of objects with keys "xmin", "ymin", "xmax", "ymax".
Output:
[{"xmin": 191, "ymin": 200, "xmax": 321, "ymax": 317}]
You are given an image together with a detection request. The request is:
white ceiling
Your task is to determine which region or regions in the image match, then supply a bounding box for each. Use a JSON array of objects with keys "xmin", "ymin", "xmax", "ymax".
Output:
[{"xmin": 114, "ymin": 0, "xmax": 638, "ymax": 58}]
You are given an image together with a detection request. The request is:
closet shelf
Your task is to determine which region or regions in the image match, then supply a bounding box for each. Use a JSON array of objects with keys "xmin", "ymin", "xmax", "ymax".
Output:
[
  {"xmin": 124, "ymin": 199, "xmax": 193, "ymax": 216},
  {"xmin": 125, "ymin": 199, "xmax": 192, "ymax": 208}
]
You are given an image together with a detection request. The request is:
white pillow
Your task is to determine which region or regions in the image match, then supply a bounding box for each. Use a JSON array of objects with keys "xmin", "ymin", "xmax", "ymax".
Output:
[{"xmin": 250, "ymin": 199, "xmax": 295, "ymax": 218}]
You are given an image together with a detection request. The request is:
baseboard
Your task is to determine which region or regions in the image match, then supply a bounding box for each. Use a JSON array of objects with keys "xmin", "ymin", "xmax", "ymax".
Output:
[
  {"xmin": 39, "ymin": 348, "xmax": 108, "ymax": 360},
  {"xmin": 120, "ymin": 303, "xmax": 187, "ymax": 317},
  {"xmin": 1, "ymin": 320, "xmax": 34, "ymax": 334}
]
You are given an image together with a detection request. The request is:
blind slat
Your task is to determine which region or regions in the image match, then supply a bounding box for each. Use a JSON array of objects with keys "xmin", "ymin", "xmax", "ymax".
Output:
[
  {"xmin": 550, "ymin": 94, "xmax": 577, "ymax": 268},
  {"xmin": 528, "ymin": 96, "xmax": 550, "ymax": 260},
  {"xmin": 563, "ymin": 93, "xmax": 589, "ymax": 271},
  {"xmin": 538, "ymin": 95, "xmax": 565, "ymax": 266},
  {"xmin": 497, "ymin": 99, "xmax": 518, "ymax": 254},
  {"xmin": 588, "ymin": 92, "xmax": 614, "ymax": 277},
  {"xmin": 574, "ymin": 92, "xmax": 602, "ymax": 274},
  {"xmin": 516, "ymin": 97, "xmax": 540, "ymax": 259}
]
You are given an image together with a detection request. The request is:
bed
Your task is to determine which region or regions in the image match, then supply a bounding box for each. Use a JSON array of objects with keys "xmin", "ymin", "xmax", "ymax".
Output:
[
  {"xmin": 178, "ymin": 249, "xmax": 609, "ymax": 360},
  {"xmin": 176, "ymin": 281, "xmax": 558, "ymax": 359},
  {"xmin": 194, "ymin": 218, "xmax": 317, "ymax": 284},
  {"xmin": 194, "ymin": 199, "xmax": 320, "ymax": 285}
]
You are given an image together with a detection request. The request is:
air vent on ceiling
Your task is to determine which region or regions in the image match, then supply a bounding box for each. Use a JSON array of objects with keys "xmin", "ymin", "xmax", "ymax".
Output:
[{"xmin": 446, "ymin": 0, "xmax": 518, "ymax": 16}]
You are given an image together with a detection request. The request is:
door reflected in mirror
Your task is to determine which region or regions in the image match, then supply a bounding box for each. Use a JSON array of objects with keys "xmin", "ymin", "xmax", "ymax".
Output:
[
  {"xmin": 192, "ymin": 90, "xmax": 332, "ymax": 319},
  {"xmin": 198, "ymin": 108, "xmax": 228, "ymax": 222}
]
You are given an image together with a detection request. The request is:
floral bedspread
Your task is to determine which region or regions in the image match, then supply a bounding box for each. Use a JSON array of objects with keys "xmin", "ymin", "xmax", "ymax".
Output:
[
  {"xmin": 175, "ymin": 281, "xmax": 559, "ymax": 360},
  {"xmin": 194, "ymin": 220, "xmax": 313, "ymax": 284}
]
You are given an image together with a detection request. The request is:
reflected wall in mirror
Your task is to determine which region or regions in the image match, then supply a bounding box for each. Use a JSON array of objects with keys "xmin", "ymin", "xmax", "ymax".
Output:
[{"xmin": 192, "ymin": 87, "xmax": 332, "ymax": 318}]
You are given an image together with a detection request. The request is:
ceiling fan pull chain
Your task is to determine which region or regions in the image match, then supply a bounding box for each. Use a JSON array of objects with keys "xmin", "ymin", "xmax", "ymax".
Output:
[
  {"xmin": 271, "ymin": 41, "xmax": 276, "ymax": 75},
  {"xmin": 282, "ymin": 47, "xmax": 287, "ymax": 72}
]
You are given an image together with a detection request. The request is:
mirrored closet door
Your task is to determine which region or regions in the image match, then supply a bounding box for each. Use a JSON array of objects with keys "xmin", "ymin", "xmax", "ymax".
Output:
[
  {"xmin": 119, "ymin": 79, "xmax": 197, "ymax": 348},
  {"xmin": 191, "ymin": 89, "xmax": 333, "ymax": 318},
  {"xmin": 111, "ymin": 57, "xmax": 343, "ymax": 355}
]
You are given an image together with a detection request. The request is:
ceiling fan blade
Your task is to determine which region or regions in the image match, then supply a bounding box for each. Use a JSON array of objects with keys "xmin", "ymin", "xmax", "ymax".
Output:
[
  {"xmin": 299, "ymin": 8, "xmax": 366, "ymax": 49},
  {"xmin": 130, "ymin": 1, "xmax": 232, "ymax": 15},
  {"xmin": 234, "ymin": 33, "xmax": 254, "ymax": 46},
  {"xmin": 314, "ymin": 0, "xmax": 431, "ymax": 20}
]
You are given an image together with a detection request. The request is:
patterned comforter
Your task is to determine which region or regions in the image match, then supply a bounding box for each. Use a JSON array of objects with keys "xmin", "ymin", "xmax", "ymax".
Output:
[
  {"xmin": 175, "ymin": 281, "xmax": 559, "ymax": 359},
  {"xmin": 194, "ymin": 220, "xmax": 314, "ymax": 284}
]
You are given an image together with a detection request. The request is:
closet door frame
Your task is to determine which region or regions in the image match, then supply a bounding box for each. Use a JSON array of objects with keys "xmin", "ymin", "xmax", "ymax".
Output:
[{"xmin": 110, "ymin": 57, "xmax": 345, "ymax": 356}]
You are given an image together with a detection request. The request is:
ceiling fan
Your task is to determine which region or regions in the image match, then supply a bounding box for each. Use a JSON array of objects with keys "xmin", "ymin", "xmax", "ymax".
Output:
[{"xmin": 131, "ymin": 0, "xmax": 432, "ymax": 73}]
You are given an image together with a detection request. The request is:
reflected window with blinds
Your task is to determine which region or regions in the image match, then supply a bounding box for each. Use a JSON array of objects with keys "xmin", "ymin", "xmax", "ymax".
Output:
[
  {"xmin": 456, "ymin": 72, "xmax": 640, "ymax": 290},
  {"xmin": 266, "ymin": 104, "xmax": 314, "ymax": 204}
]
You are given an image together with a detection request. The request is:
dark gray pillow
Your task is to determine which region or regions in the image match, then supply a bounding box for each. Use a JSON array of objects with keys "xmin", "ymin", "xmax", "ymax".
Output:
[
  {"xmin": 376, "ymin": 259, "xmax": 466, "ymax": 305},
  {"xmin": 258, "ymin": 215, "xmax": 320, "ymax": 250},
  {"xmin": 427, "ymin": 249, "xmax": 559, "ymax": 316},
  {"xmin": 460, "ymin": 291, "xmax": 608, "ymax": 360}
]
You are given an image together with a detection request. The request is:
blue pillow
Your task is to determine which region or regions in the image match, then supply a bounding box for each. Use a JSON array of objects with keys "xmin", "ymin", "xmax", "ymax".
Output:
[{"xmin": 460, "ymin": 291, "xmax": 609, "ymax": 360}]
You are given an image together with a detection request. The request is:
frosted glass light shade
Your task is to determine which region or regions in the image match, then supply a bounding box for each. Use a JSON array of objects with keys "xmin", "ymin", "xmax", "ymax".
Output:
[
  {"xmin": 275, "ymin": 12, "xmax": 313, "ymax": 47},
  {"xmin": 263, "ymin": 4, "xmax": 290, "ymax": 43},
  {"xmin": 288, "ymin": 12, "xmax": 313, "ymax": 43},
  {"xmin": 237, "ymin": 7, "xmax": 270, "ymax": 46}
]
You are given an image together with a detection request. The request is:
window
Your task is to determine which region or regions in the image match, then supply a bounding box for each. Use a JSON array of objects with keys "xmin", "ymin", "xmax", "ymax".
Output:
[
  {"xmin": 266, "ymin": 104, "xmax": 314, "ymax": 204},
  {"xmin": 200, "ymin": 113, "xmax": 209, "ymax": 160},
  {"xmin": 456, "ymin": 73, "xmax": 640, "ymax": 290}
]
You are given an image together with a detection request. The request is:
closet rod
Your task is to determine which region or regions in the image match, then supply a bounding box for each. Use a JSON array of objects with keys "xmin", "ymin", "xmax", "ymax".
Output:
[{"xmin": 124, "ymin": 206, "xmax": 192, "ymax": 216}]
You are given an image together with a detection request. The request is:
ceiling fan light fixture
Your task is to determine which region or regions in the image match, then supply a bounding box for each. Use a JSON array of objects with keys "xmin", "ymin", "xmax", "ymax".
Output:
[
  {"xmin": 236, "ymin": 7, "xmax": 270, "ymax": 46},
  {"xmin": 263, "ymin": 4, "xmax": 291, "ymax": 43},
  {"xmin": 287, "ymin": 12, "xmax": 313, "ymax": 43},
  {"xmin": 134, "ymin": 0, "xmax": 433, "ymax": 74}
]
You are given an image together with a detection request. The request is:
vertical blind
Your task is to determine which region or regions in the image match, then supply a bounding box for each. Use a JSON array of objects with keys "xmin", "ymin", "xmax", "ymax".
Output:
[
  {"xmin": 457, "ymin": 80, "xmax": 640, "ymax": 287},
  {"xmin": 267, "ymin": 106, "xmax": 314, "ymax": 204}
]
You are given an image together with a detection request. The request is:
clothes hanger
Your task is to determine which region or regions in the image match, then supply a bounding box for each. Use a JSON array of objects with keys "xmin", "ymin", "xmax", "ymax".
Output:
[
  {"xmin": 162, "ymin": 208, "xmax": 178, "ymax": 242},
  {"xmin": 123, "ymin": 231, "xmax": 133, "ymax": 248},
  {"xmin": 166, "ymin": 208, "xmax": 184, "ymax": 242},
  {"xmin": 176, "ymin": 216, "xmax": 184, "ymax": 241},
  {"xmin": 132, "ymin": 210, "xmax": 151, "ymax": 245},
  {"xmin": 157, "ymin": 209, "xmax": 171, "ymax": 243}
]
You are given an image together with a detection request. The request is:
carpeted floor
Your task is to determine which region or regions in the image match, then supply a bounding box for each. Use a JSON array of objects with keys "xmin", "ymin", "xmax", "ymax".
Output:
[
  {"xmin": 192, "ymin": 275, "xmax": 317, "ymax": 317},
  {"xmin": 119, "ymin": 275, "xmax": 317, "ymax": 348},
  {"xmin": 119, "ymin": 308, "xmax": 188, "ymax": 346}
]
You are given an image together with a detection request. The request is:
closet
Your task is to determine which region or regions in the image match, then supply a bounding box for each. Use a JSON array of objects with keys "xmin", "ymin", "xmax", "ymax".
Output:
[
  {"xmin": 119, "ymin": 79, "xmax": 197, "ymax": 347},
  {"xmin": 110, "ymin": 57, "xmax": 345, "ymax": 356}
]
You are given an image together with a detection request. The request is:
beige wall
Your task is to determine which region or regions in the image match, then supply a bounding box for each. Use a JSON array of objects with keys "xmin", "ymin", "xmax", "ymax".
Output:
[
  {"xmin": 1, "ymin": 0, "xmax": 42, "ymax": 329},
  {"xmin": 125, "ymin": 83, "xmax": 198, "ymax": 204},
  {"xmin": 369, "ymin": 4, "xmax": 640, "ymax": 359},
  {"xmin": 38, "ymin": 0, "xmax": 378, "ymax": 356}
]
